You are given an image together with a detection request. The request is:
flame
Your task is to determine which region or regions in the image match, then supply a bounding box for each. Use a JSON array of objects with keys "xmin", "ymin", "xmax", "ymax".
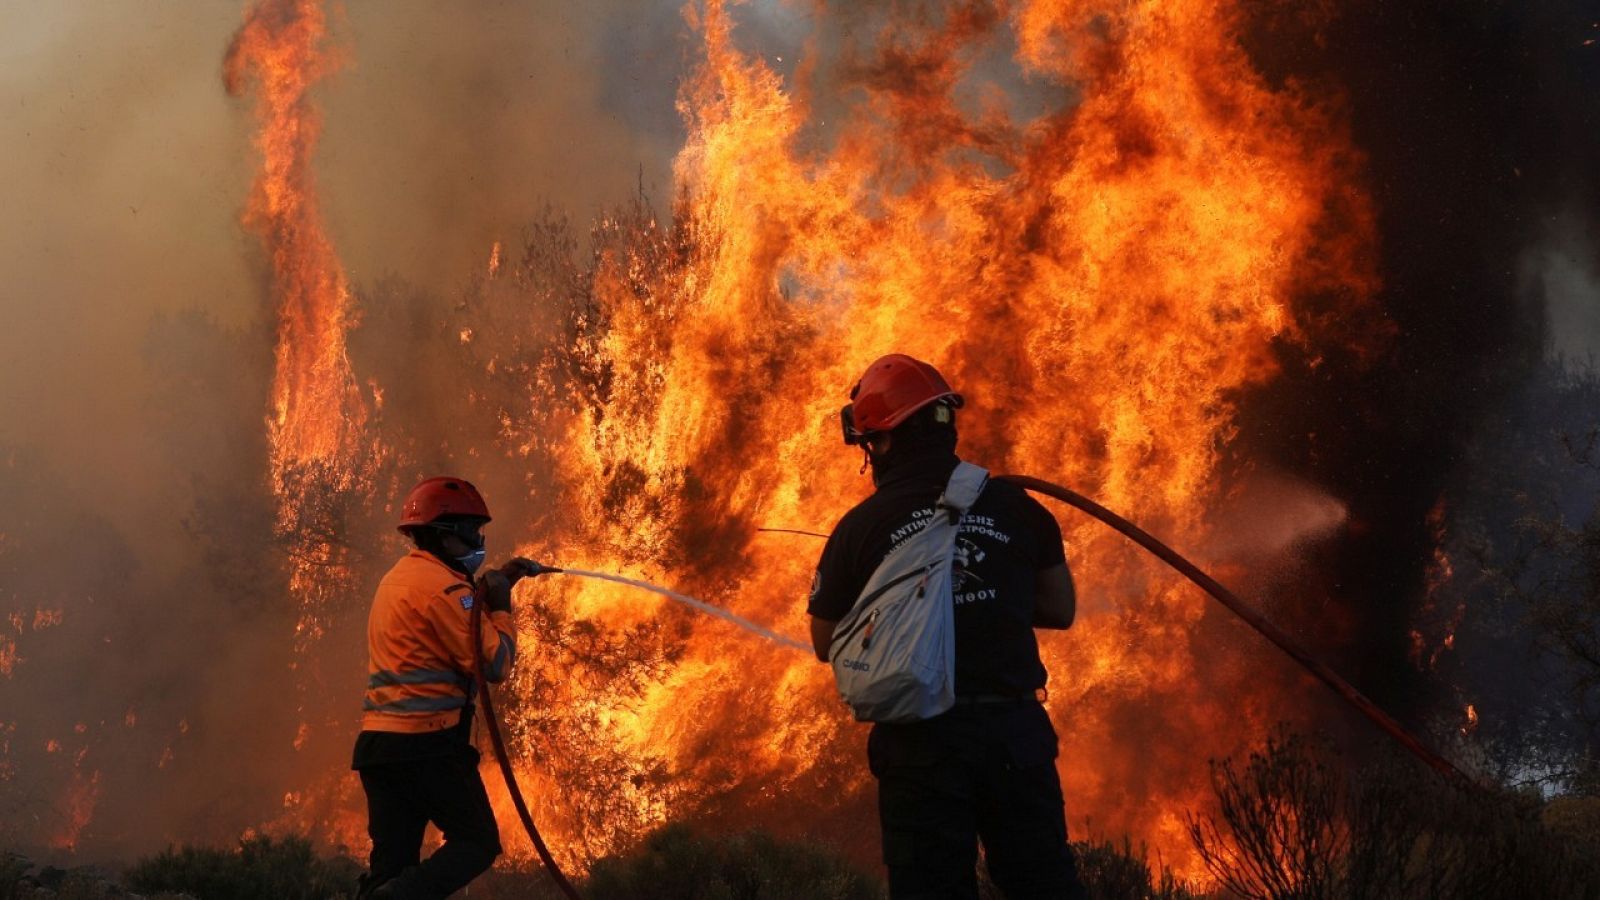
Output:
[
  {"xmin": 474, "ymin": 0, "xmax": 1377, "ymax": 879},
  {"xmin": 225, "ymin": 0, "xmax": 374, "ymax": 645},
  {"xmin": 215, "ymin": 0, "xmax": 1381, "ymax": 882},
  {"xmin": 224, "ymin": 0, "xmax": 365, "ymax": 472},
  {"xmin": 49, "ymin": 768, "xmax": 102, "ymax": 852}
]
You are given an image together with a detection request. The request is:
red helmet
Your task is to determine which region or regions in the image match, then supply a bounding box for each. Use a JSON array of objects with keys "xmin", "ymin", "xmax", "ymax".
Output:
[
  {"xmin": 842, "ymin": 354, "xmax": 963, "ymax": 444},
  {"xmin": 396, "ymin": 476, "xmax": 491, "ymax": 533}
]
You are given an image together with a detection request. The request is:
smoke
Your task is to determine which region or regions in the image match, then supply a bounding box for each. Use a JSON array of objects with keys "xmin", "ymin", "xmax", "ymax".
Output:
[
  {"xmin": 1232, "ymin": 0, "xmax": 1600, "ymax": 748},
  {"xmin": 1525, "ymin": 210, "xmax": 1600, "ymax": 364},
  {"xmin": 0, "ymin": 0, "xmax": 690, "ymax": 860},
  {"xmin": 314, "ymin": 0, "xmax": 688, "ymax": 290},
  {"xmin": 0, "ymin": 4, "xmax": 268, "ymax": 853}
]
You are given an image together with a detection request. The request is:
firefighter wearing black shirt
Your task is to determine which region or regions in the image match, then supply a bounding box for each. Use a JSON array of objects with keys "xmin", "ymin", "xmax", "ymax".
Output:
[{"xmin": 808, "ymin": 355, "xmax": 1088, "ymax": 900}]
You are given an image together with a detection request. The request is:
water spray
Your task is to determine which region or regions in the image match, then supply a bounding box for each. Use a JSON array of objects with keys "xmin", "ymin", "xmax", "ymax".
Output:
[
  {"xmin": 557, "ymin": 569, "xmax": 811, "ymax": 653},
  {"xmin": 756, "ymin": 526, "xmax": 830, "ymax": 539},
  {"xmin": 996, "ymin": 474, "xmax": 1476, "ymax": 786}
]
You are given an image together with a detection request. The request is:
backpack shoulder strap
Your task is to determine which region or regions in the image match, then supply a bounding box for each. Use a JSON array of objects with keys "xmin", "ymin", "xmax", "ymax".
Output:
[{"xmin": 936, "ymin": 462, "xmax": 989, "ymax": 522}]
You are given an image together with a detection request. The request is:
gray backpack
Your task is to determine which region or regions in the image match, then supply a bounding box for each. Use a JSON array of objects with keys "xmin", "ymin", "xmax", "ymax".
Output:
[{"xmin": 829, "ymin": 462, "xmax": 989, "ymax": 722}]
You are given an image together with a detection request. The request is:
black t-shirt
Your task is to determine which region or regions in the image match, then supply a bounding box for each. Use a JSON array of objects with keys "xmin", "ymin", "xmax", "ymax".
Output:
[{"xmin": 807, "ymin": 450, "xmax": 1067, "ymax": 698}]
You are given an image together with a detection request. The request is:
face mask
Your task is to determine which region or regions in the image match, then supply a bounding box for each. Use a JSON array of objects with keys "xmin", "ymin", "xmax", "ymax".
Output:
[{"xmin": 456, "ymin": 548, "xmax": 487, "ymax": 575}]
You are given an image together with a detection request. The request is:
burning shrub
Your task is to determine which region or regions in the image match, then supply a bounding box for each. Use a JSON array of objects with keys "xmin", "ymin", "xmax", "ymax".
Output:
[
  {"xmin": 1186, "ymin": 730, "xmax": 1345, "ymax": 900},
  {"xmin": 124, "ymin": 833, "xmax": 360, "ymax": 900},
  {"xmin": 582, "ymin": 823, "xmax": 882, "ymax": 900}
]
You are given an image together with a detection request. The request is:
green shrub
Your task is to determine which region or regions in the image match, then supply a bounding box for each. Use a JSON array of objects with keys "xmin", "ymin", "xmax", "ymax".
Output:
[
  {"xmin": 125, "ymin": 834, "xmax": 360, "ymax": 900},
  {"xmin": 583, "ymin": 823, "xmax": 884, "ymax": 900}
]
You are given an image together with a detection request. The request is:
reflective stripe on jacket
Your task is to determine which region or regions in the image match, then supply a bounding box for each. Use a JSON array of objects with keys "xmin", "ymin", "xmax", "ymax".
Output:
[{"xmin": 361, "ymin": 550, "xmax": 516, "ymax": 734}]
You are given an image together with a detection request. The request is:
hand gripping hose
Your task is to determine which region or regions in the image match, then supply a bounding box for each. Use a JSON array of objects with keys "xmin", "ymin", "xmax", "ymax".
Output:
[
  {"xmin": 469, "ymin": 584, "xmax": 583, "ymax": 900},
  {"xmin": 997, "ymin": 474, "xmax": 1476, "ymax": 787}
]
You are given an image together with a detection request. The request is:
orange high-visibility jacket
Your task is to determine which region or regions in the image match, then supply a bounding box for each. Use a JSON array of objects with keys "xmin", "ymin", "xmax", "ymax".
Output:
[{"xmin": 361, "ymin": 550, "xmax": 516, "ymax": 734}]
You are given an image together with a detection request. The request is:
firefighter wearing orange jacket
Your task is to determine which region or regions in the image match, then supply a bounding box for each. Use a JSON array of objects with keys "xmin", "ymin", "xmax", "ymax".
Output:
[{"xmin": 353, "ymin": 476, "xmax": 550, "ymax": 900}]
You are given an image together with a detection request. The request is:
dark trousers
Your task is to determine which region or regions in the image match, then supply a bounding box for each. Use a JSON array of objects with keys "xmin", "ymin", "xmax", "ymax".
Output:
[
  {"xmin": 868, "ymin": 701, "xmax": 1087, "ymax": 900},
  {"xmin": 357, "ymin": 748, "xmax": 501, "ymax": 899}
]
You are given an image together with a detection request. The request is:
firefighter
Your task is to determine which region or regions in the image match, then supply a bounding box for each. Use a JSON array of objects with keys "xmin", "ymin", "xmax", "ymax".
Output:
[
  {"xmin": 808, "ymin": 355, "xmax": 1089, "ymax": 899},
  {"xmin": 353, "ymin": 476, "xmax": 549, "ymax": 900}
]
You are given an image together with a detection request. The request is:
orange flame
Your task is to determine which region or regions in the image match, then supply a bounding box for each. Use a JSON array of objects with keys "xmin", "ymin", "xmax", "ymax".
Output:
[
  {"xmin": 229, "ymin": 0, "xmax": 1381, "ymax": 883},
  {"xmin": 225, "ymin": 0, "xmax": 375, "ymax": 644},
  {"xmin": 475, "ymin": 0, "xmax": 1379, "ymax": 878},
  {"xmin": 224, "ymin": 0, "xmax": 365, "ymax": 471},
  {"xmin": 49, "ymin": 768, "xmax": 102, "ymax": 852}
]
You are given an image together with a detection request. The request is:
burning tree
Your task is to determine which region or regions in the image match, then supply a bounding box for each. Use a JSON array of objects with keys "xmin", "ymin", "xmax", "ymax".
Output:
[{"xmin": 216, "ymin": 0, "xmax": 1401, "ymax": 877}]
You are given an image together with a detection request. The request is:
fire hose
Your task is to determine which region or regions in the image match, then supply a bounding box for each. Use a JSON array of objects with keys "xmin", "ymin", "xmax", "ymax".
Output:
[
  {"xmin": 997, "ymin": 474, "xmax": 1475, "ymax": 786},
  {"xmin": 469, "ymin": 569, "xmax": 583, "ymax": 900},
  {"xmin": 458, "ymin": 472, "xmax": 1472, "ymax": 896}
]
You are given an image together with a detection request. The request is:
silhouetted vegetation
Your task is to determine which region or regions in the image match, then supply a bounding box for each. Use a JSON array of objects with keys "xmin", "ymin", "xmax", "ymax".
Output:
[
  {"xmin": 584, "ymin": 823, "xmax": 882, "ymax": 899},
  {"xmin": 1188, "ymin": 729, "xmax": 1600, "ymax": 899},
  {"xmin": 1067, "ymin": 838, "xmax": 1198, "ymax": 899},
  {"xmin": 124, "ymin": 834, "xmax": 360, "ymax": 900}
]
